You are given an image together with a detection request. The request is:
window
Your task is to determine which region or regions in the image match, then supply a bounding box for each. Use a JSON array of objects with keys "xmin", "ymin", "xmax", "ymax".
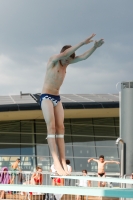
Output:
[
  {"xmin": 96, "ymin": 146, "xmax": 118, "ymax": 159},
  {"xmin": 36, "ymin": 144, "xmax": 49, "ymax": 156},
  {"xmin": 0, "ymin": 144, "xmax": 20, "ymax": 155},
  {"xmin": 72, "ymin": 135, "xmax": 95, "ymax": 146},
  {"xmin": 65, "ymin": 145, "xmax": 73, "ymax": 157},
  {"xmin": 0, "ymin": 133, "xmax": 20, "ymax": 143},
  {"xmin": 21, "ymin": 145, "xmax": 34, "ymax": 155},
  {"xmin": 95, "ymin": 137, "xmax": 116, "ymax": 146},
  {"xmin": 36, "ymin": 134, "xmax": 47, "ymax": 144},
  {"xmin": 73, "ymin": 145, "xmax": 96, "ymax": 158},
  {"xmin": 74, "ymin": 158, "xmax": 92, "ymax": 172}
]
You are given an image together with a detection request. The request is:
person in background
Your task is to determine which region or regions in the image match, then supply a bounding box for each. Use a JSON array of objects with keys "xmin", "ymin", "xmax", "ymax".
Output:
[
  {"xmin": 65, "ymin": 159, "xmax": 72, "ymax": 186},
  {"xmin": 22, "ymin": 166, "xmax": 43, "ymax": 196},
  {"xmin": 0, "ymin": 167, "xmax": 11, "ymax": 199},
  {"xmin": 30, "ymin": 166, "xmax": 43, "ymax": 185},
  {"xmin": 66, "ymin": 159, "xmax": 72, "ymax": 174},
  {"xmin": 88, "ymin": 155, "xmax": 120, "ymax": 187},
  {"xmin": 76, "ymin": 170, "xmax": 91, "ymax": 200},
  {"xmin": 11, "ymin": 158, "xmax": 21, "ymax": 184}
]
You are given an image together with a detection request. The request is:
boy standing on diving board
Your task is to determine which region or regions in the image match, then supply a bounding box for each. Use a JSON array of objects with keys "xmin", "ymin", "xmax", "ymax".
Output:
[
  {"xmin": 41, "ymin": 34, "xmax": 104, "ymax": 175},
  {"xmin": 88, "ymin": 155, "xmax": 120, "ymax": 187}
]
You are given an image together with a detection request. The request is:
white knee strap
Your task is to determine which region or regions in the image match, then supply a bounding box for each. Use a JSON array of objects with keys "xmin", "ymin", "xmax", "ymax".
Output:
[
  {"xmin": 46, "ymin": 134, "xmax": 55, "ymax": 139},
  {"xmin": 56, "ymin": 134, "xmax": 64, "ymax": 138}
]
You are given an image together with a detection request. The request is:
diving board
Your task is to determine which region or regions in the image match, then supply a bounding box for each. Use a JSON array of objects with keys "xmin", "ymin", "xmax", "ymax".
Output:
[
  {"xmin": 51, "ymin": 175, "xmax": 133, "ymax": 184},
  {"xmin": 0, "ymin": 184, "xmax": 133, "ymax": 198}
]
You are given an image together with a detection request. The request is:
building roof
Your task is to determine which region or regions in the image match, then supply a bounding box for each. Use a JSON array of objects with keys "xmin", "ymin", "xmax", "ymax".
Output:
[
  {"xmin": 0, "ymin": 93, "xmax": 119, "ymax": 120},
  {"xmin": 0, "ymin": 93, "xmax": 119, "ymax": 112}
]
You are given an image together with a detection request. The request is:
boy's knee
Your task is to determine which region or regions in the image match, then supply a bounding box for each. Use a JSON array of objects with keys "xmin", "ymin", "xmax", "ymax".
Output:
[
  {"xmin": 56, "ymin": 124, "xmax": 64, "ymax": 132},
  {"xmin": 47, "ymin": 124, "xmax": 56, "ymax": 133}
]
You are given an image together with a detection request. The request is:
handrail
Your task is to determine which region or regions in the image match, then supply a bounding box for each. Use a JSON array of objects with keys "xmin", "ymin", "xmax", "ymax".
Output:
[{"xmin": 116, "ymin": 137, "xmax": 125, "ymax": 178}]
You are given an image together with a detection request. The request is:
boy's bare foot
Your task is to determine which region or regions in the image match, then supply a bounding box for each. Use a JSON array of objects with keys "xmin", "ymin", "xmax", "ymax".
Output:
[
  {"xmin": 61, "ymin": 161, "xmax": 70, "ymax": 175},
  {"xmin": 54, "ymin": 162, "xmax": 67, "ymax": 176}
]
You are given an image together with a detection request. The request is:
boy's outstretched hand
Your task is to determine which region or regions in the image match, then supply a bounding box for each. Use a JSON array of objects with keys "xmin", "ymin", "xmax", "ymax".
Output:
[
  {"xmin": 88, "ymin": 158, "xmax": 93, "ymax": 162},
  {"xmin": 94, "ymin": 39, "xmax": 104, "ymax": 48},
  {"xmin": 83, "ymin": 34, "xmax": 96, "ymax": 44}
]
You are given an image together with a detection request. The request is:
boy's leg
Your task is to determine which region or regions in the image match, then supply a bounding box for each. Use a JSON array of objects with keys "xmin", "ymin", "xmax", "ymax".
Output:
[
  {"xmin": 101, "ymin": 174, "xmax": 106, "ymax": 187},
  {"xmin": 98, "ymin": 174, "xmax": 101, "ymax": 187},
  {"xmin": 41, "ymin": 99, "xmax": 67, "ymax": 175},
  {"xmin": 54, "ymin": 101, "xmax": 69, "ymax": 174}
]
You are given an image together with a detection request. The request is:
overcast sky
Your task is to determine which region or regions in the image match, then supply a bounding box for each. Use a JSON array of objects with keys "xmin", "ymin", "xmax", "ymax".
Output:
[{"xmin": 0, "ymin": 0, "xmax": 133, "ymax": 95}]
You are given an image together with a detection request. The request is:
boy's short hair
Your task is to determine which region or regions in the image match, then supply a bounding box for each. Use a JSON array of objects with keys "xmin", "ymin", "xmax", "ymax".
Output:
[
  {"xmin": 66, "ymin": 159, "xmax": 70, "ymax": 165},
  {"xmin": 60, "ymin": 45, "xmax": 75, "ymax": 59},
  {"xmin": 17, "ymin": 158, "xmax": 20, "ymax": 161},
  {"xmin": 99, "ymin": 155, "xmax": 104, "ymax": 159},
  {"xmin": 82, "ymin": 169, "xmax": 87, "ymax": 174}
]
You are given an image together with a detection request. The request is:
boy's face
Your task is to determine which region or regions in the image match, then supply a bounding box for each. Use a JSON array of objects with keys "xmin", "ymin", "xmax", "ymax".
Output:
[
  {"xmin": 82, "ymin": 171, "xmax": 87, "ymax": 176},
  {"xmin": 99, "ymin": 158, "xmax": 104, "ymax": 163},
  {"xmin": 60, "ymin": 57, "xmax": 73, "ymax": 66}
]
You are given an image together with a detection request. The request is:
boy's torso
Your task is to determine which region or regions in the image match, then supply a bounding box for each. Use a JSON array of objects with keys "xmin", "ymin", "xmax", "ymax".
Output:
[
  {"xmin": 42, "ymin": 61, "xmax": 67, "ymax": 95},
  {"xmin": 97, "ymin": 161, "xmax": 106, "ymax": 173}
]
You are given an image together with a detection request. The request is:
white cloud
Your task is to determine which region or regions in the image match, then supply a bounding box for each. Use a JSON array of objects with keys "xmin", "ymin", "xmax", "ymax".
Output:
[{"xmin": 0, "ymin": 0, "xmax": 133, "ymax": 95}]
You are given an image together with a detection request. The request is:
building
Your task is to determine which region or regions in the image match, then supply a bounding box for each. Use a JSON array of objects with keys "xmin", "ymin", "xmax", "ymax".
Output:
[{"xmin": 0, "ymin": 93, "xmax": 120, "ymax": 174}]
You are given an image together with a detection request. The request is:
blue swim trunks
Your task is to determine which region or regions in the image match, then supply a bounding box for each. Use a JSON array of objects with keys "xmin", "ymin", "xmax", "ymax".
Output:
[{"xmin": 40, "ymin": 94, "xmax": 61, "ymax": 107}]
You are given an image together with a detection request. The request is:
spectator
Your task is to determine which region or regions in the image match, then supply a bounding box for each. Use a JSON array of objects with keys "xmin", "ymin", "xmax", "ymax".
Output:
[
  {"xmin": 65, "ymin": 160, "xmax": 72, "ymax": 186},
  {"xmin": 11, "ymin": 158, "xmax": 21, "ymax": 184},
  {"xmin": 30, "ymin": 166, "xmax": 43, "ymax": 185},
  {"xmin": 76, "ymin": 170, "xmax": 91, "ymax": 200},
  {"xmin": 0, "ymin": 167, "xmax": 11, "ymax": 199},
  {"xmin": 22, "ymin": 166, "xmax": 43, "ymax": 196},
  {"xmin": 66, "ymin": 160, "xmax": 72, "ymax": 174}
]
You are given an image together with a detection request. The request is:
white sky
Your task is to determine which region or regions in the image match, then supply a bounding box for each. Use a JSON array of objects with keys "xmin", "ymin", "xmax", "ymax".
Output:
[{"xmin": 0, "ymin": 0, "xmax": 133, "ymax": 95}]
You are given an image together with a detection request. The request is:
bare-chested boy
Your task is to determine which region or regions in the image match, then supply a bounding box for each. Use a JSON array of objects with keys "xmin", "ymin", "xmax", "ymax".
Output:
[
  {"xmin": 88, "ymin": 155, "xmax": 120, "ymax": 187},
  {"xmin": 11, "ymin": 158, "xmax": 21, "ymax": 183},
  {"xmin": 41, "ymin": 34, "xmax": 104, "ymax": 175}
]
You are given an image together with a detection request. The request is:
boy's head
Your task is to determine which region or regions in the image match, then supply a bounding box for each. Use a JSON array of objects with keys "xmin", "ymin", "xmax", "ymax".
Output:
[
  {"xmin": 82, "ymin": 169, "xmax": 87, "ymax": 176},
  {"xmin": 17, "ymin": 158, "xmax": 20, "ymax": 163},
  {"xmin": 66, "ymin": 159, "xmax": 70, "ymax": 165},
  {"xmin": 60, "ymin": 45, "xmax": 75, "ymax": 59},
  {"xmin": 99, "ymin": 155, "xmax": 104, "ymax": 163},
  {"xmin": 60, "ymin": 45, "xmax": 75, "ymax": 66}
]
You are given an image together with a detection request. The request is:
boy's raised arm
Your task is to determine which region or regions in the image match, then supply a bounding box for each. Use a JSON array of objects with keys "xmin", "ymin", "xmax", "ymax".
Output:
[
  {"xmin": 49, "ymin": 34, "xmax": 96, "ymax": 63},
  {"xmin": 88, "ymin": 158, "xmax": 98, "ymax": 163},
  {"xmin": 105, "ymin": 161, "xmax": 120, "ymax": 164},
  {"xmin": 70, "ymin": 38, "xmax": 104, "ymax": 64}
]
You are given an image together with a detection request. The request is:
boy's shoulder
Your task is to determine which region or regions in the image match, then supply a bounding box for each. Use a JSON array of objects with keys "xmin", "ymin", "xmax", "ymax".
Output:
[{"xmin": 47, "ymin": 58, "xmax": 59, "ymax": 68}]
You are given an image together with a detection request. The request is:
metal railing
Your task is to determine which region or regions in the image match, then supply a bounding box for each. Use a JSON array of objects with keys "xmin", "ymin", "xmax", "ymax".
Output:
[{"xmin": 0, "ymin": 171, "xmax": 124, "ymax": 200}]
